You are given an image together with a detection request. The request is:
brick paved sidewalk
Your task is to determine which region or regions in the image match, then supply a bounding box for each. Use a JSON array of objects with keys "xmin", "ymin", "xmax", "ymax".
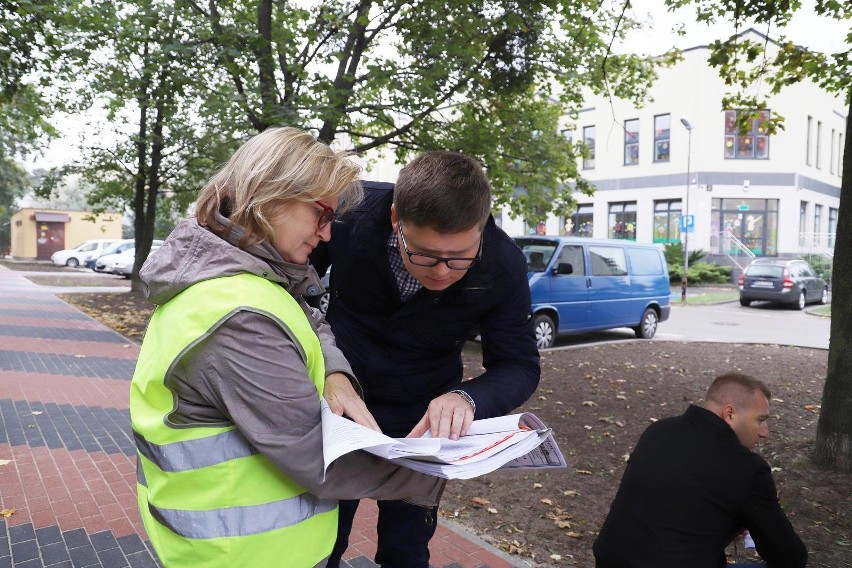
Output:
[{"xmin": 0, "ymin": 266, "xmax": 520, "ymax": 568}]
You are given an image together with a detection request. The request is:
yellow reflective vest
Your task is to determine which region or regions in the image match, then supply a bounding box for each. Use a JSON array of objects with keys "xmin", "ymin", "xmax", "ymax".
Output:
[{"xmin": 130, "ymin": 273, "xmax": 337, "ymax": 567}]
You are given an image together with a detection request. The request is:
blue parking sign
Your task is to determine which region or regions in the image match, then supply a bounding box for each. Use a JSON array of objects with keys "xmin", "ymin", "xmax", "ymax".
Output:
[{"xmin": 680, "ymin": 214, "xmax": 694, "ymax": 232}]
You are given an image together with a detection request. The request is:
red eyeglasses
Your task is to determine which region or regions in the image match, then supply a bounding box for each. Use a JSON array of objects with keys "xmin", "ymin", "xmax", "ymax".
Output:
[{"xmin": 314, "ymin": 201, "xmax": 335, "ymax": 229}]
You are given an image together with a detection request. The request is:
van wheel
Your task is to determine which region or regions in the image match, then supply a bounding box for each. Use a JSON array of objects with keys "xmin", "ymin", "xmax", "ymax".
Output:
[
  {"xmin": 739, "ymin": 297, "xmax": 751, "ymax": 307},
  {"xmin": 65, "ymin": 258, "xmax": 79, "ymax": 268},
  {"xmin": 634, "ymin": 308, "xmax": 658, "ymax": 339},
  {"xmin": 533, "ymin": 314, "xmax": 556, "ymax": 349},
  {"xmin": 819, "ymin": 288, "xmax": 828, "ymax": 305}
]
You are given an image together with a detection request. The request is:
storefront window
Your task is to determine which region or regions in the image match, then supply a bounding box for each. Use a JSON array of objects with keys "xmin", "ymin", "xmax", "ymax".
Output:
[
  {"xmin": 653, "ymin": 200, "xmax": 682, "ymax": 243},
  {"xmin": 568, "ymin": 204, "xmax": 594, "ymax": 237},
  {"xmin": 608, "ymin": 202, "xmax": 637, "ymax": 240}
]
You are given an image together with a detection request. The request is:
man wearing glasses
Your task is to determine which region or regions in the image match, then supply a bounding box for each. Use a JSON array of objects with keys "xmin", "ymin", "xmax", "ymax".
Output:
[{"xmin": 310, "ymin": 151, "xmax": 541, "ymax": 568}]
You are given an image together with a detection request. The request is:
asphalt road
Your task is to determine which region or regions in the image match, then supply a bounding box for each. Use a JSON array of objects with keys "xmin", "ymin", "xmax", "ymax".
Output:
[{"xmin": 549, "ymin": 299, "xmax": 831, "ymax": 350}]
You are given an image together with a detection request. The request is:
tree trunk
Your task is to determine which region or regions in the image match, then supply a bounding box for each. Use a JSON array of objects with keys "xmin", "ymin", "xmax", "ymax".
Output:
[
  {"xmin": 131, "ymin": 45, "xmax": 150, "ymax": 294},
  {"xmin": 814, "ymin": 90, "xmax": 852, "ymax": 471}
]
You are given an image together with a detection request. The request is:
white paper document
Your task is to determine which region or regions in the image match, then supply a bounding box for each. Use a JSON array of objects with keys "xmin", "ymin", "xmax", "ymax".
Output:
[{"xmin": 321, "ymin": 399, "xmax": 567, "ymax": 480}]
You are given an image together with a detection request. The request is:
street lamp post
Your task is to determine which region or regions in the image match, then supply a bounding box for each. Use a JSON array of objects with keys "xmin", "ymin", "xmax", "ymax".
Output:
[{"xmin": 680, "ymin": 117, "xmax": 694, "ymax": 303}]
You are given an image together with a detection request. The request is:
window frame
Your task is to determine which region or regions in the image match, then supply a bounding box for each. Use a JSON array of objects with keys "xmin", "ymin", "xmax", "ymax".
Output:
[
  {"xmin": 724, "ymin": 109, "xmax": 770, "ymax": 160},
  {"xmin": 582, "ymin": 125, "xmax": 596, "ymax": 170},
  {"xmin": 624, "ymin": 118, "xmax": 639, "ymax": 166},
  {"xmin": 653, "ymin": 114, "xmax": 671, "ymax": 163}
]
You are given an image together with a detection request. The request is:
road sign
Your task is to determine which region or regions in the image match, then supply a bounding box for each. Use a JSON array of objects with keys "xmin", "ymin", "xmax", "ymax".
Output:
[{"xmin": 680, "ymin": 214, "xmax": 694, "ymax": 233}]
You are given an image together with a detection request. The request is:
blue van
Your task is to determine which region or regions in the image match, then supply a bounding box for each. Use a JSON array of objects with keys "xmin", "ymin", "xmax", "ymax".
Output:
[{"xmin": 514, "ymin": 236, "xmax": 671, "ymax": 348}]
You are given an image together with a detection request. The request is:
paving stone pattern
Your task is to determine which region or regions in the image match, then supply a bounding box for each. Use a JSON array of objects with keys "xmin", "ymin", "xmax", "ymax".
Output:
[{"xmin": 0, "ymin": 266, "xmax": 518, "ymax": 568}]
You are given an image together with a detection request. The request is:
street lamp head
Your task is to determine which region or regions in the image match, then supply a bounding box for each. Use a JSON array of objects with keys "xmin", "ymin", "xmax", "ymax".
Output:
[{"xmin": 680, "ymin": 117, "xmax": 694, "ymax": 130}]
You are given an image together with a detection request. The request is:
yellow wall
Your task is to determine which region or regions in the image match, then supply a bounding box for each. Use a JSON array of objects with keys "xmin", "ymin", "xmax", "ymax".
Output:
[{"xmin": 10, "ymin": 208, "xmax": 123, "ymax": 259}]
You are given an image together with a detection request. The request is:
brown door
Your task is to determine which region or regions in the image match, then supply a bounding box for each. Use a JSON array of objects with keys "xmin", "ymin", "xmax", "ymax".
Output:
[{"xmin": 36, "ymin": 222, "xmax": 65, "ymax": 260}]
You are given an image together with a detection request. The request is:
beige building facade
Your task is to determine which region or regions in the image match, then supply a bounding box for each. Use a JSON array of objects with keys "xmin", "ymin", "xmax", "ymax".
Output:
[{"xmin": 10, "ymin": 208, "xmax": 123, "ymax": 260}]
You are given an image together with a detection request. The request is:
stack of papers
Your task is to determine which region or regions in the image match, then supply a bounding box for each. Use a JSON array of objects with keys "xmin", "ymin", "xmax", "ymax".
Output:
[{"xmin": 321, "ymin": 400, "xmax": 567, "ymax": 480}]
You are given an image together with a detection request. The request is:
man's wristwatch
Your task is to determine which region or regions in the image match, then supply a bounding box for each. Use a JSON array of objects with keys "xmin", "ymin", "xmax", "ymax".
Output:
[{"xmin": 450, "ymin": 390, "xmax": 476, "ymax": 415}]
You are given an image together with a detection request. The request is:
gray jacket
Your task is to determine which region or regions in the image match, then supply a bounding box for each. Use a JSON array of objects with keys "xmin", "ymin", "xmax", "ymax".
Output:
[{"xmin": 139, "ymin": 217, "xmax": 443, "ymax": 506}]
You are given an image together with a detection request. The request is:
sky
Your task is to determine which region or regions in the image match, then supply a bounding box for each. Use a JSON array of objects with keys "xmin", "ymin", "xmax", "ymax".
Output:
[
  {"xmin": 25, "ymin": 0, "xmax": 849, "ymax": 171},
  {"xmin": 620, "ymin": 0, "xmax": 849, "ymax": 54}
]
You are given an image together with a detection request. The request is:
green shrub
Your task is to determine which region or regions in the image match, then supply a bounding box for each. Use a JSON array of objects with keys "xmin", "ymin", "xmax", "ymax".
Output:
[
  {"xmin": 668, "ymin": 261, "xmax": 732, "ymax": 285},
  {"xmin": 664, "ymin": 242, "xmax": 707, "ymax": 267},
  {"xmin": 799, "ymin": 253, "xmax": 833, "ymax": 283}
]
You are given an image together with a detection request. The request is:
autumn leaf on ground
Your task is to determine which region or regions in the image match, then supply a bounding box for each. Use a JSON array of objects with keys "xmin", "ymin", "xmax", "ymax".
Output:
[
  {"xmin": 487, "ymin": 507, "xmax": 498, "ymax": 514},
  {"xmin": 0, "ymin": 459, "xmax": 11, "ymax": 466},
  {"xmin": 581, "ymin": 400, "xmax": 597, "ymax": 407},
  {"xmin": 563, "ymin": 490, "xmax": 580, "ymax": 497},
  {"xmin": 471, "ymin": 497, "xmax": 490, "ymax": 506},
  {"xmin": 574, "ymin": 469, "xmax": 593, "ymax": 475},
  {"xmin": 540, "ymin": 498, "xmax": 553, "ymax": 505},
  {"xmin": 0, "ymin": 508, "xmax": 16, "ymax": 518},
  {"xmin": 31, "ymin": 411, "xmax": 43, "ymax": 416},
  {"xmin": 566, "ymin": 531, "xmax": 582, "ymax": 538},
  {"xmin": 555, "ymin": 519, "xmax": 572, "ymax": 529},
  {"xmin": 533, "ymin": 483, "xmax": 543, "ymax": 489}
]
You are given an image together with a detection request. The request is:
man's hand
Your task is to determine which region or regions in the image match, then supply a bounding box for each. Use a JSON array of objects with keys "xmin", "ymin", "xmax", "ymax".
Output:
[
  {"xmin": 324, "ymin": 372, "xmax": 381, "ymax": 432},
  {"xmin": 408, "ymin": 392, "xmax": 474, "ymax": 440}
]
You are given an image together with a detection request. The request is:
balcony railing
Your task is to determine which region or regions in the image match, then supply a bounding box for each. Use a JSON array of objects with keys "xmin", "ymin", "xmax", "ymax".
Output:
[
  {"xmin": 798, "ymin": 232, "xmax": 836, "ymax": 257},
  {"xmin": 709, "ymin": 231, "xmax": 755, "ymax": 271}
]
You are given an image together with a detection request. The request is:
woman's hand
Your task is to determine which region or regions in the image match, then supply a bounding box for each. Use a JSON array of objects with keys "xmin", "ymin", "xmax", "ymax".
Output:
[{"xmin": 324, "ymin": 372, "xmax": 381, "ymax": 432}]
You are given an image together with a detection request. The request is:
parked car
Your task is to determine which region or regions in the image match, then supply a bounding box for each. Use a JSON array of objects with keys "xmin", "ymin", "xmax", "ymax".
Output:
[
  {"xmin": 94, "ymin": 240, "xmax": 163, "ymax": 273},
  {"xmin": 738, "ymin": 258, "xmax": 828, "ymax": 310},
  {"xmin": 50, "ymin": 239, "xmax": 121, "ymax": 268},
  {"xmin": 90, "ymin": 239, "xmax": 135, "ymax": 270},
  {"xmin": 514, "ymin": 236, "xmax": 671, "ymax": 349},
  {"xmin": 102, "ymin": 244, "xmax": 163, "ymax": 278},
  {"xmin": 306, "ymin": 270, "xmax": 331, "ymax": 314}
]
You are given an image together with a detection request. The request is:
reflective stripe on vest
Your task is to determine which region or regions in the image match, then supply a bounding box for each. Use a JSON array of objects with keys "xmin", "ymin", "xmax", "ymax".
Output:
[
  {"xmin": 133, "ymin": 429, "xmax": 258, "ymax": 472},
  {"xmin": 148, "ymin": 493, "xmax": 338, "ymax": 539}
]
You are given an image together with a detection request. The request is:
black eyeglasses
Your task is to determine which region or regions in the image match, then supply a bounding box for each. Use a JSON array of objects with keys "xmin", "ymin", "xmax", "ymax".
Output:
[
  {"xmin": 313, "ymin": 201, "xmax": 335, "ymax": 229},
  {"xmin": 397, "ymin": 222, "xmax": 482, "ymax": 270}
]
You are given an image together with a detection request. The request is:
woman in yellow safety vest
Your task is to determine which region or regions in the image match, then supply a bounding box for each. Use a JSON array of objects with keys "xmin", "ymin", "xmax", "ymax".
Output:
[{"xmin": 130, "ymin": 127, "xmax": 443, "ymax": 568}]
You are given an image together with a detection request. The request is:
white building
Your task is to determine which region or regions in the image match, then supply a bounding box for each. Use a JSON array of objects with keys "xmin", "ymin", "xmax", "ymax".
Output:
[{"xmin": 499, "ymin": 29, "xmax": 845, "ymax": 264}]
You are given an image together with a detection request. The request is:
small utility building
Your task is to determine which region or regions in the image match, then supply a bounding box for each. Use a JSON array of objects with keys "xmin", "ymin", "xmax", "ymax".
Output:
[{"xmin": 10, "ymin": 208, "xmax": 123, "ymax": 260}]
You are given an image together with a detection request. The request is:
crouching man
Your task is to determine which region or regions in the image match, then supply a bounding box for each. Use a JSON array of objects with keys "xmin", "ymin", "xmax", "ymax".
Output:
[{"xmin": 593, "ymin": 372, "xmax": 807, "ymax": 568}]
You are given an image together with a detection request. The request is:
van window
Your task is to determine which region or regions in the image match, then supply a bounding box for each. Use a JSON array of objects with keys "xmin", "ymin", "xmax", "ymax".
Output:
[
  {"xmin": 627, "ymin": 248, "xmax": 664, "ymax": 275},
  {"xmin": 556, "ymin": 245, "xmax": 585, "ymax": 276},
  {"xmin": 589, "ymin": 246, "xmax": 627, "ymax": 276}
]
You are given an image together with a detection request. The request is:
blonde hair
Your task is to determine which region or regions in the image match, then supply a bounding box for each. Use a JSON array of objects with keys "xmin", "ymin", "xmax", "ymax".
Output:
[{"xmin": 195, "ymin": 127, "xmax": 363, "ymax": 247}]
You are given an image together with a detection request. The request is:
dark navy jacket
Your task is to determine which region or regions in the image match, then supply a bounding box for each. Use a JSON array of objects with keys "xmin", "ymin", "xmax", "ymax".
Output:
[
  {"xmin": 593, "ymin": 405, "xmax": 807, "ymax": 568},
  {"xmin": 310, "ymin": 182, "xmax": 540, "ymax": 436}
]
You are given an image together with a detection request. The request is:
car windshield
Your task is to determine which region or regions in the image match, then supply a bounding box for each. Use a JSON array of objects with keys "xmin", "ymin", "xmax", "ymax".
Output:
[
  {"xmin": 747, "ymin": 265, "xmax": 784, "ymax": 278},
  {"xmin": 513, "ymin": 238, "xmax": 558, "ymax": 273}
]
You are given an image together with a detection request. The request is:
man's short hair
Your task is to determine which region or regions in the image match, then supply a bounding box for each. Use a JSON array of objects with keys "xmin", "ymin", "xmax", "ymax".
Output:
[
  {"xmin": 705, "ymin": 372, "xmax": 772, "ymax": 408},
  {"xmin": 393, "ymin": 151, "xmax": 492, "ymax": 233}
]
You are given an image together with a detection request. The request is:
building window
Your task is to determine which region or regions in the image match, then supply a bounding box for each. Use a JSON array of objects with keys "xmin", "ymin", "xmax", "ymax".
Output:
[
  {"xmin": 799, "ymin": 201, "xmax": 808, "ymax": 246},
  {"xmin": 583, "ymin": 126, "xmax": 595, "ymax": 170},
  {"xmin": 569, "ymin": 204, "xmax": 594, "ymax": 237},
  {"xmin": 814, "ymin": 204, "xmax": 823, "ymax": 237},
  {"xmin": 711, "ymin": 198, "xmax": 778, "ymax": 256},
  {"xmin": 608, "ymin": 202, "xmax": 637, "ymax": 240},
  {"xmin": 806, "ymin": 116, "xmax": 813, "ymax": 165},
  {"xmin": 653, "ymin": 200, "xmax": 682, "ymax": 244},
  {"xmin": 830, "ymin": 128, "xmax": 836, "ymax": 174},
  {"xmin": 624, "ymin": 118, "xmax": 639, "ymax": 165},
  {"xmin": 654, "ymin": 114, "xmax": 670, "ymax": 162},
  {"xmin": 816, "ymin": 121, "xmax": 822, "ymax": 169},
  {"xmin": 829, "ymin": 208, "xmax": 838, "ymax": 248},
  {"xmin": 724, "ymin": 110, "xmax": 770, "ymax": 159}
]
